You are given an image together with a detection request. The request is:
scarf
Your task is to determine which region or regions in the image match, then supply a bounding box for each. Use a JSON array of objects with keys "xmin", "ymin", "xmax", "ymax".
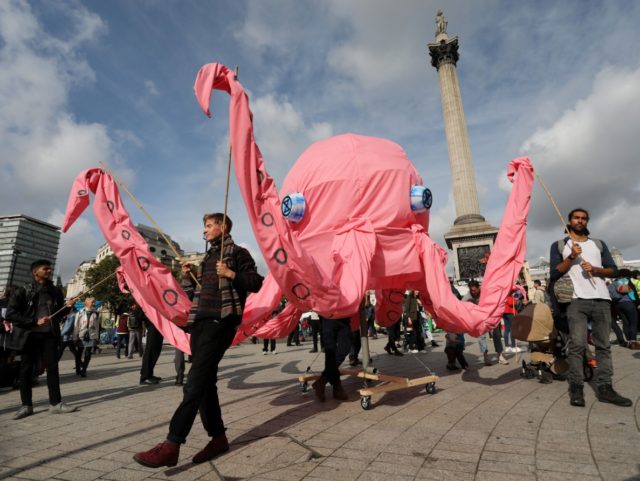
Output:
[{"xmin": 188, "ymin": 234, "xmax": 243, "ymax": 323}]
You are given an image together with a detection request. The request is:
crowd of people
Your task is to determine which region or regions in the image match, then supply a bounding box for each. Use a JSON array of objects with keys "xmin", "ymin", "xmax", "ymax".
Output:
[{"xmin": 0, "ymin": 206, "xmax": 637, "ymax": 469}]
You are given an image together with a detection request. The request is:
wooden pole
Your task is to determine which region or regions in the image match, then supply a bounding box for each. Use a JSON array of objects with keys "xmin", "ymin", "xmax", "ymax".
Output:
[
  {"xmin": 98, "ymin": 161, "xmax": 201, "ymax": 289},
  {"xmin": 536, "ymin": 172, "xmax": 595, "ymax": 284},
  {"xmin": 50, "ymin": 271, "xmax": 117, "ymax": 318},
  {"xmin": 219, "ymin": 66, "xmax": 239, "ymax": 288}
]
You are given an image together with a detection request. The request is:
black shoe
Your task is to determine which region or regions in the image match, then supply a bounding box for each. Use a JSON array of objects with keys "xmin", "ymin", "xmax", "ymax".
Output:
[
  {"xmin": 569, "ymin": 383, "xmax": 585, "ymax": 407},
  {"xmin": 393, "ymin": 350, "xmax": 404, "ymax": 356},
  {"xmin": 286, "ymin": 343, "xmax": 292, "ymax": 347},
  {"xmin": 384, "ymin": 345, "xmax": 392, "ymax": 355},
  {"xmin": 309, "ymin": 348, "xmax": 318, "ymax": 353},
  {"xmin": 150, "ymin": 376, "xmax": 162, "ymax": 382},
  {"xmin": 431, "ymin": 340, "xmax": 439, "ymax": 347},
  {"xmin": 140, "ymin": 378, "xmax": 159, "ymax": 385},
  {"xmin": 597, "ymin": 384, "xmax": 632, "ymax": 407}
]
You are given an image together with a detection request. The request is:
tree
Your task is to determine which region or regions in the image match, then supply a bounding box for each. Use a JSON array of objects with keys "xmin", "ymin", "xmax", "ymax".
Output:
[{"xmin": 84, "ymin": 255, "xmax": 130, "ymax": 317}]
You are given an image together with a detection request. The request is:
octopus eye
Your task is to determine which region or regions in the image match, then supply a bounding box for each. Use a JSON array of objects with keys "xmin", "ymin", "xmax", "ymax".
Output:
[
  {"xmin": 410, "ymin": 186, "xmax": 433, "ymax": 212},
  {"xmin": 281, "ymin": 192, "xmax": 306, "ymax": 223}
]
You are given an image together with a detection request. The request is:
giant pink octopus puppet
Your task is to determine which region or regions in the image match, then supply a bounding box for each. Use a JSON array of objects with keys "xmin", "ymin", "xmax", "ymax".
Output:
[{"xmin": 62, "ymin": 62, "xmax": 533, "ymax": 352}]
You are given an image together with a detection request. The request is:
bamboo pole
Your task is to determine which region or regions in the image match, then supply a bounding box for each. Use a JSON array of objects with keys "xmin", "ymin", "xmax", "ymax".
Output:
[{"xmin": 98, "ymin": 161, "xmax": 201, "ymax": 289}]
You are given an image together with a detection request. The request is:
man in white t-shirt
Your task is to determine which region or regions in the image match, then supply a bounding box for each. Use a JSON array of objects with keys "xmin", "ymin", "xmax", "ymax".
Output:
[{"xmin": 550, "ymin": 208, "xmax": 631, "ymax": 408}]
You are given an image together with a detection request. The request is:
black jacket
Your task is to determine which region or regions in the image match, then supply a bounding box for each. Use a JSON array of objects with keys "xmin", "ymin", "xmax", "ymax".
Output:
[{"xmin": 5, "ymin": 281, "xmax": 69, "ymax": 350}]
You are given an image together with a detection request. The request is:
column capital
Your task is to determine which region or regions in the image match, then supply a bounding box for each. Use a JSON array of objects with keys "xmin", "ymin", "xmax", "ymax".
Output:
[{"xmin": 428, "ymin": 37, "xmax": 459, "ymax": 70}]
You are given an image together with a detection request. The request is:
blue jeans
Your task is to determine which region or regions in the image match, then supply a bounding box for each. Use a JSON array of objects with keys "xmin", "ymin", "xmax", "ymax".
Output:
[
  {"xmin": 502, "ymin": 314, "xmax": 515, "ymax": 348},
  {"xmin": 478, "ymin": 325, "xmax": 504, "ymax": 354},
  {"xmin": 566, "ymin": 299, "xmax": 613, "ymax": 387}
]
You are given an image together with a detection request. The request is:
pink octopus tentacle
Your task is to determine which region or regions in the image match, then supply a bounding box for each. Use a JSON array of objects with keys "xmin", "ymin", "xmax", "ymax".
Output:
[
  {"xmin": 195, "ymin": 63, "xmax": 373, "ymax": 318},
  {"xmin": 413, "ymin": 157, "xmax": 534, "ymax": 336},
  {"xmin": 62, "ymin": 168, "xmax": 192, "ymax": 354}
]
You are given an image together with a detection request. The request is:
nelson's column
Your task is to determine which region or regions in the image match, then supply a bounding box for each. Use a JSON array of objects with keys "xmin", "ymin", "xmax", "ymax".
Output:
[{"xmin": 428, "ymin": 11, "xmax": 498, "ymax": 280}]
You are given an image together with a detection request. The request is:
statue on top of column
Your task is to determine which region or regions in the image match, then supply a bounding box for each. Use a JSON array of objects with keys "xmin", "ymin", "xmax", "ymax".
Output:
[{"xmin": 435, "ymin": 11, "xmax": 447, "ymax": 35}]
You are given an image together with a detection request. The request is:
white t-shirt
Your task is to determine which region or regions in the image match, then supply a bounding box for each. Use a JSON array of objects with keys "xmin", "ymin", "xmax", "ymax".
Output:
[{"xmin": 563, "ymin": 239, "xmax": 610, "ymax": 300}]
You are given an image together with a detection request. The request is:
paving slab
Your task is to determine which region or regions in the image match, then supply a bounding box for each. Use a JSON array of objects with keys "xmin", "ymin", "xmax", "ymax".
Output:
[{"xmin": 1, "ymin": 335, "xmax": 639, "ymax": 480}]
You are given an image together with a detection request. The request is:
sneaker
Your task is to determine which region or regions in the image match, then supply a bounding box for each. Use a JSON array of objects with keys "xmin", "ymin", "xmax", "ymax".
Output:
[
  {"xmin": 409, "ymin": 349, "xmax": 419, "ymax": 354},
  {"xmin": 262, "ymin": 351, "xmax": 268, "ymax": 355},
  {"xmin": 150, "ymin": 376, "xmax": 162, "ymax": 382},
  {"xmin": 418, "ymin": 350, "xmax": 426, "ymax": 353},
  {"xmin": 384, "ymin": 345, "xmax": 392, "ymax": 355},
  {"xmin": 498, "ymin": 355, "xmax": 509, "ymax": 365},
  {"xmin": 597, "ymin": 384, "xmax": 632, "ymax": 407},
  {"xmin": 49, "ymin": 402, "xmax": 77, "ymax": 414},
  {"xmin": 134, "ymin": 441, "xmax": 180, "ymax": 468},
  {"xmin": 504, "ymin": 347, "xmax": 513, "ymax": 353},
  {"xmin": 140, "ymin": 378, "xmax": 159, "ymax": 385},
  {"xmin": 272, "ymin": 350, "xmax": 277, "ymax": 355},
  {"xmin": 569, "ymin": 383, "xmax": 586, "ymax": 407},
  {"xmin": 192, "ymin": 434, "xmax": 229, "ymax": 464},
  {"xmin": 514, "ymin": 346, "xmax": 524, "ymax": 353},
  {"xmin": 13, "ymin": 405, "xmax": 33, "ymax": 420},
  {"xmin": 446, "ymin": 364, "xmax": 460, "ymax": 371}
]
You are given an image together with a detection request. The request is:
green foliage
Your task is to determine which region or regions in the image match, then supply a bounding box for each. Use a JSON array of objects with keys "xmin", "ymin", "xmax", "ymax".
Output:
[{"xmin": 84, "ymin": 255, "xmax": 129, "ymax": 314}]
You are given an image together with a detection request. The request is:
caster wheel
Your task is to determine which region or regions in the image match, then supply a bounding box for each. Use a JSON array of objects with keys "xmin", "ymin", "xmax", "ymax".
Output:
[
  {"xmin": 360, "ymin": 396, "xmax": 372, "ymax": 410},
  {"xmin": 301, "ymin": 381, "xmax": 308, "ymax": 393},
  {"xmin": 426, "ymin": 382, "xmax": 436, "ymax": 394}
]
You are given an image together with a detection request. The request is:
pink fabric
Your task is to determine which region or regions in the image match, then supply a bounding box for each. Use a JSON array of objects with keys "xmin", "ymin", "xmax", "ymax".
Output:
[
  {"xmin": 194, "ymin": 62, "xmax": 534, "ymax": 340},
  {"xmin": 62, "ymin": 169, "xmax": 192, "ymax": 354}
]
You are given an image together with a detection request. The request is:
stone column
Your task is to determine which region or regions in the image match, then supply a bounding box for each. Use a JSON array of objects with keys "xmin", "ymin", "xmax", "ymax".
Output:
[
  {"xmin": 428, "ymin": 13, "xmax": 498, "ymax": 280},
  {"xmin": 429, "ymin": 33, "xmax": 483, "ymax": 225}
]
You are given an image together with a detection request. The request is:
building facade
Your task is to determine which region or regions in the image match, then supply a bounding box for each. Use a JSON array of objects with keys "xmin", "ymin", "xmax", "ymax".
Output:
[{"xmin": 0, "ymin": 214, "xmax": 61, "ymax": 291}]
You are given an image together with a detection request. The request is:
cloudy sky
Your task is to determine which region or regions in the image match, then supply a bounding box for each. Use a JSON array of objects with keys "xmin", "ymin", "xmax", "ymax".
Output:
[{"xmin": 1, "ymin": 0, "xmax": 639, "ymax": 283}]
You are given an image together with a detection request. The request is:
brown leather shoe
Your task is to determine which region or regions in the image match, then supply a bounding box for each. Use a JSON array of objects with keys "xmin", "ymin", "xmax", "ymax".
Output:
[
  {"xmin": 192, "ymin": 434, "xmax": 230, "ymax": 464},
  {"xmin": 332, "ymin": 382, "xmax": 348, "ymax": 401},
  {"xmin": 312, "ymin": 375, "xmax": 326, "ymax": 402},
  {"xmin": 133, "ymin": 441, "xmax": 179, "ymax": 468}
]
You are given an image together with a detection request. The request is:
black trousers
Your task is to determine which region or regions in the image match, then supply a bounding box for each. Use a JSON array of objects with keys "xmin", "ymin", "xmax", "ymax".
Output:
[
  {"xmin": 20, "ymin": 332, "xmax": 61, "ymax": 406},
  {"xmin": 168, "ymin": 319, "xmax": 237, "ymax": 444},
  {"xmin": 321, "ymin": 317, "xmax": 351, "ymax": 385},
  {"xmin": 309, "ymin": 318, "xmax": 323, "ymax": 351},
  {"xmin": 140, "ymin": 322, "xmax": 164, "ymax": 380},
  {"xmin": 385, "ymin": 320, "xmax": 402, "ymax": 352},
  {"xmin": 58, "ymin": 339, "xmax": 81, "ymax": 373}
]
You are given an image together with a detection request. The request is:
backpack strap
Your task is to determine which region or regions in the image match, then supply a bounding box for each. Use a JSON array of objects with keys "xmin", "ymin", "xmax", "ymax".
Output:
[{"xmin": 557, "ymin": 237, "xmax": 603, "ymax": 256}]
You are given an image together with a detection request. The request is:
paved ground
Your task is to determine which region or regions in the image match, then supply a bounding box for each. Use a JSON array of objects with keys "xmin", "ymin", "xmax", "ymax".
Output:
[{"xmin": 1, "ymin": 334, "xmax": 639, "ymax": 481}]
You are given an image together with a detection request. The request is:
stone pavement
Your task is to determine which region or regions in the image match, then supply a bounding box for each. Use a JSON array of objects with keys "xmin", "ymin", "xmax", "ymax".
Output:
[{"xmin": 1, "ymin": 334, "xmax": 639, "ymax": 481}]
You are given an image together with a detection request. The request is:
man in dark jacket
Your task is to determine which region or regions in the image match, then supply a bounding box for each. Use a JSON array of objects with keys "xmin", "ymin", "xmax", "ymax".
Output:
[
  {"xmin": 6, "ymin": 259, "xmax": 76, "ymax": 419},
  {"xmin": 134, "ymin": 213, "xmax": 263, "ymax": 468}
]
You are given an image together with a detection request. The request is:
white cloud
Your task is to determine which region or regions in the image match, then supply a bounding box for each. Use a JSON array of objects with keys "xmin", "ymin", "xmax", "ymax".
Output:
[
  {"xmin": 0, "ymin": 0, "xmax": 127, "ymax": 281},
  {"xmin": 519, "ymin": 66, "xmax": 640, "ymax": 263}
]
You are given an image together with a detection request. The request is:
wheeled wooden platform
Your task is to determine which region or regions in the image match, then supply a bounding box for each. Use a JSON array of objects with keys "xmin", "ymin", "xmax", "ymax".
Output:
[
  {"xmin": 298, "ymin": 368, "xmax": 439, "ymax": 409},
  {"xmin": 297, "ymin": 312, "xmax": 439, "ymax": 410}
]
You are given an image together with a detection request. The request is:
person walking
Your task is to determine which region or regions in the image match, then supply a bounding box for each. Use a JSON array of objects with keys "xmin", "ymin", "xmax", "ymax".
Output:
[{"xmin": 133, "ymin": 213, "xmax": 263, "ymax": 467}]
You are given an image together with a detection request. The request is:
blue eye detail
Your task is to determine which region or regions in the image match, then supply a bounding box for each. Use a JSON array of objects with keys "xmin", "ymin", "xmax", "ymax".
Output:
[
  {"xmin": 410, "ymin": 186, "xmax": 432, "ymax": 212},
  {"xmin": 281, "ymin": 193, "xmax": 306, "ymax": 223}
]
